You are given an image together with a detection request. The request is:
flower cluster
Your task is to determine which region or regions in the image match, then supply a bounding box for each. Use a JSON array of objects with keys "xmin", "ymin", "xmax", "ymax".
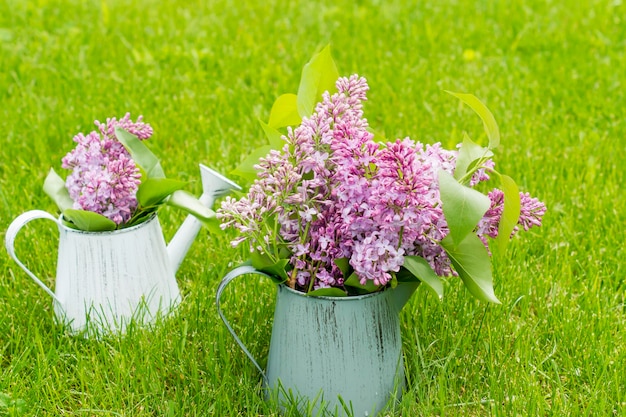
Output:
[
  {"xmin": 61, "ymin": 113, "xmax": 153, "ymax": 225},
  {"xmin": 218, "ymin": 75, "xmax": 546, "ymax": 292}
]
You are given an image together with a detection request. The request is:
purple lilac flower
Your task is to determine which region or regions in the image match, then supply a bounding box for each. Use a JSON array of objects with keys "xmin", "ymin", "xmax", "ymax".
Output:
[
  {"xmin": 518, "ymin": 192, "xmax": 547, "ymax": 231},
  {"xmin": 218, "ymin": 75, "xmax": 546, "ymax": 291},
  {"xmin": 477, "ymin": 189, "xmax": 547, "ymax": 239},
  {"xmin": 96, "ymin": 113, "xmax": 153, "ymax": 141},
  {"xmin": 62, "ymin": 113, "xmax": 151, "ymax": 225},
  {"xmin": 371, "ymin": 139, "xmax": 455, "ymax": 277}
]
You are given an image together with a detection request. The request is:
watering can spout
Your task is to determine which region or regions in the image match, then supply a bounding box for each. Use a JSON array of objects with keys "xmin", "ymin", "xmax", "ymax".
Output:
[
  {"xmin": 391, "ymin": 281, "xmax": 420, "ymax": 312},
  {"xmin": 167, "ymin": 164, "xmax": 241, "ymax": 273}
]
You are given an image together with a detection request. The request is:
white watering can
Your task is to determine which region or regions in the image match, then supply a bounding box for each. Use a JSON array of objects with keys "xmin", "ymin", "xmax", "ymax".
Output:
[{"xmin": 5, "ymin": 164, "xmax": 240, "ymax": 335}]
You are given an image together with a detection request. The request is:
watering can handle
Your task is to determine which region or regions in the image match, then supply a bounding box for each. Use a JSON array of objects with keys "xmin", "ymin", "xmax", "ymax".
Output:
[
  {"xmin": 5, "ymin": 210, "xmax": 62, "ymax": 304},
  {"xmin": 216, "ymin": 265, "xmax": 273, "ymax": 384}
]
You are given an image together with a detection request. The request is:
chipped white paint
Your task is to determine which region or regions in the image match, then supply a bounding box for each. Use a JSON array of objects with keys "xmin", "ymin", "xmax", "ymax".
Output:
[
  {"xmin": 217, "ymin": 265, "xmax": 420, "ymax": 416},
  {"xmin": 6, "ymin": 211, "xmax": 179, "ymax": 335},
  {"xmin": 5, "ymin": 164, "xmax": 241, "ymax": 336}
]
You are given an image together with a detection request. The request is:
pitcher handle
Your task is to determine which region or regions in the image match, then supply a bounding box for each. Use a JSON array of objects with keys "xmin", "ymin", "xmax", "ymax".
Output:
[
  {"xmin": 5, "ymin": 210, "xmax": 62, "ymax": 304},
  {"xmin": 216, "ymin": 265, "xmax": 274, "ymax": 384}
]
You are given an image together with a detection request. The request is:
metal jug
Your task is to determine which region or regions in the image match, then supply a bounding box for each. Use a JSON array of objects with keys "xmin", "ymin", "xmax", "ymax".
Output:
[
  {"xmin": 5, "ymin": 164, "xmax": 240, "ymax": 335},
  {"xmin": 217, "ymin": 265, "xmax": 419, "ymax": 416}
]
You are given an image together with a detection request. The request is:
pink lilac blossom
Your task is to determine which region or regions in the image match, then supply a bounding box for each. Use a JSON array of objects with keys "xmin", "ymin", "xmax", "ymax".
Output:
[
  {"xmin": 218, "ymin": 75, "xmax": 546, "ymax": 291},
  {"xmin": 477, "ymin": 190, "xmax": 547, "ymax": 239},
  {"xmin": 62, "ymin": 113, "xmax": 151, "ymax": 225}
]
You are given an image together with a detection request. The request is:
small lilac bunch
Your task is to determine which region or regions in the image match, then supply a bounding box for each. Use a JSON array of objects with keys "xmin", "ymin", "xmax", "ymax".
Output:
[
  {"xmin": 61, "ymin": 113, "xmax": 153, "ymax": 225},
  {"xmin": 218, "ymin": 75, "xmax": 546, "ymax": 293}
]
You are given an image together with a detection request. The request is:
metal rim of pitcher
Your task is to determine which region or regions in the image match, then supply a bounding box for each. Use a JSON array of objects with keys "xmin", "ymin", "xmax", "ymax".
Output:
[{"xmin": 278, "ymin": 282, "xmax": 390, "ymax": 301}]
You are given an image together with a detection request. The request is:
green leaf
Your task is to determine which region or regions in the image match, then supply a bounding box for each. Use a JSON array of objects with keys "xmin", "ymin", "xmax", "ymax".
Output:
[
  {"xmin": 391, "ymin": 280, "xmax": 420, "ymax": 312},
  {"xmin": 259, "ymin": 120, "xmax": 286, "ymax": 149},
  {"xmin": 137, "ymin": 178, "xmax": 187, "ymax": 208},
  {"xmin": 259, "ymin": 260, "xmax": 290, "ymax": 283},
  {"xmin": 438, "ymin": 170, "xmax": 491, "ymax": 245},
  {"xmin": 268, "ymin": 93, "xmax": 301, "ymax": 129},
  {"xmin": 454, "ymin": 132, "xmax": 494, "ymax": 182},
  {"xmin": 43, "ymin": 168, "xmax": 74, "ymax": 212},
  {"xmin": 395, "ymin": 267, "xmax": 419, "ymax": 282},
  {"xmin": 62, "ymin": 209, "xmax": 117, "ymax": 231},
  {"xmin": 231, "ymin": 145, "xmax": 274, "ymax": 182},
  {"xmin": 333, "ymin": 257, "xmax": 351, "ymax": 278},
  {"xmin": 115, "ymin": 127, "xmax": 165, "ymax": 179},
  {"xmin": 402, "ymin": 256, "xmax": 444, "ymax": 300},
  {"xmin": 297, "ymin": 44, "xmax": 339, "ymax": 118},
  {"xmin": 167, "ymin": 190, "xmax": 213, "ymax": 220},
  {"xmin": 250, "ymin": 251, "xmax": 290, "ymax": 282},
  {"xmin": 446, "ymin": 91, "xmax": 500, "ymax": 149},
  {"xmin": 166, "ymin": 190, "xmax": 218, "ymax": 232},
  {"xmin": 344, "ymin": 272, "xmax": 382, "ymax": 293},
  {"xmin": 306, "ymin": 287, "xmax": 347, "ymax": 297},
  {"xmin": 249, "ymin": 250, "xmax": 272, "ymax": 269},
  {"xmin": 441, "ymin": 234, "xmax": 500, "ymax": 304},
  {"xmin": 494, "ymin": 174, "xmax": 521, "ymax": 256}
]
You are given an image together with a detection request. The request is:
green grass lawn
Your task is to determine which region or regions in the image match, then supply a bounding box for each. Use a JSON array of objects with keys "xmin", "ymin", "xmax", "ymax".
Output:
[{"xmin": 1, "ymin": 0, "xmax": 625, "ymax": 415}]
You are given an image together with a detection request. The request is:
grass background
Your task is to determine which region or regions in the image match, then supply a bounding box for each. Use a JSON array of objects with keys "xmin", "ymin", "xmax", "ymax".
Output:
[{"xmin": 1, "ymin": 0, "xmax": 624, "ymax": 415}]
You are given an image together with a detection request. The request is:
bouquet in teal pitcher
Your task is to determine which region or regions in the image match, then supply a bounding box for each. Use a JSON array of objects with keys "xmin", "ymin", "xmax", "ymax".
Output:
[{"xmin": 218, "ymin": 46, "xmax": 546, "ymax": 302}]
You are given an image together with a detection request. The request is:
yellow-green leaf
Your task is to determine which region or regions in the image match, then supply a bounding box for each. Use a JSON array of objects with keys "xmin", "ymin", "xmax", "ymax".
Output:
[
  {"xmin": 494, "ymin": 174, "xmax": 521, "ymax": 256},
  {"xmin": 167, "ymin": 190, "xmax": 218, "ymax": 232},
  {"xmin": 344, "ymin": 272, "xmax": 382, "ymax": 293},
  {"xmin": 62, "ymin": 209, "xmax": 117, "ymax": 231},
  {"xmin": 43, "ymin": 168, "xmax": 74, "ymax": 212},
  {"xmin": 250, "ymin": 251, "xmax": 289, "ymax": 283},
  {"xmin": 441, "ymin": 234, "xmax": 500, "ymax": 304},
  {"xmin": 297, "ymin": 45, "xmax": 339, "ymax": 118},
  {"xmin": 268, "ymin": 93, "xmax": 301, "ymax": 129},
  {"xmin": 259, "ymin": 120, "xmax": 286, "ymax": 149},
  {"xmin": 446, "ymin": 91, "xmax": 500, "ymax": 149},
  {"xmin": 115, "ymin": 128, "xmax": 165, "ymax": 179},
  {"xmin": 231, "ymin": 145, "xmax": 274, "ymax": 182},
  {"xmin": 137, "ymin": 178, "xmax": 187, "ymax": 208},
  {"xmin": 454, "ymin": 132, "xmax": 494, "ymax": 182},
  {"xmin": 403, "ymin": 256, "xmax": 443, "ymax": 300},
  {"xmin": 438, "ymin": 170, "xmax": 491, "ymax": 245}
]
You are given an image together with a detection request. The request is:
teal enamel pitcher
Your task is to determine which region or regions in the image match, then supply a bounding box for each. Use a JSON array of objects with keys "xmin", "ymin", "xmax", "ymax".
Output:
[{"xmin": 216, "ymin": 265, "xmax": 419, "ymax": 416}]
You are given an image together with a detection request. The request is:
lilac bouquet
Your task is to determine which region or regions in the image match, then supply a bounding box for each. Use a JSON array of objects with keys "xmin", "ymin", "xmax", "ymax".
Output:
[
  {"xmin": 44, "ymin": 113, "xmax": 213, "ymax": 231},
  {"xmin": 218, "ymin": 48, "xmax": 546, "ymax": 302}
]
